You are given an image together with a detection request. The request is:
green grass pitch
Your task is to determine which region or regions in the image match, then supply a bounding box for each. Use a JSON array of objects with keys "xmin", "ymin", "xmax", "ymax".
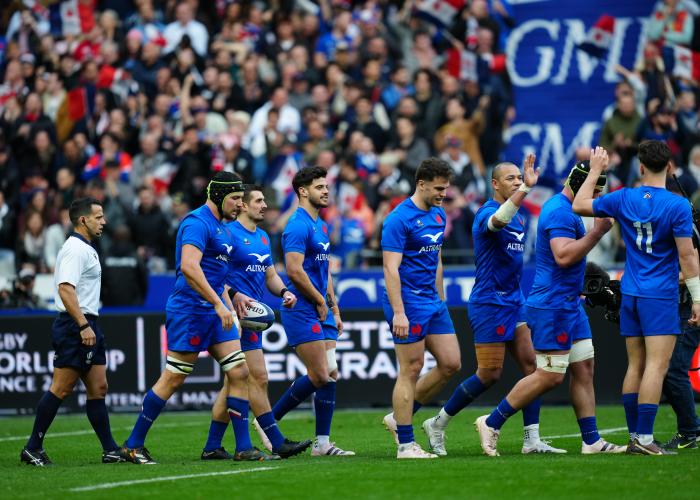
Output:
[{"xmin": 1, "ymin": 406, "xmax": 698, "ymax": 499}]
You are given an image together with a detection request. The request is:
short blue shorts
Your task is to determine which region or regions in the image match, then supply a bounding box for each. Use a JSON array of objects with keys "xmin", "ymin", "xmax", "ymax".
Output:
[
  {"xmin": 240, "ymin": 328, "xmax": 262, "ymax": 351},
  {"xmin": 280, "ymin": 306, "xmax": 336, "ymax": 347},
  {"xmin": 527, "ymin": 304, "xmax": 591, "ymax": 352},
  {"xmin": 52, "ymin": 314, "xmax": 105, "ymax": 372},
  {"xmin": 620, "ymin": 295, "xmax": 680, "ymax": 337},
  {"xmin": 382, "ymin": 298, "xmax": 455, "ymax": 345},
  {"xmin": 166, "ymin": 311, "xmax": 239, "ymax": 352},
  {"xmin": 468, "ymin": 303, "xmax": 526, "ymax": 344}
]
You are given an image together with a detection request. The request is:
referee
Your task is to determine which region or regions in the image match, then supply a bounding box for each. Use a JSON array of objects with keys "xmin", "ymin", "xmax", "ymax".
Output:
[{"xmin": 21, "ymin": 198, "xmax": 124, "ymax": 466}]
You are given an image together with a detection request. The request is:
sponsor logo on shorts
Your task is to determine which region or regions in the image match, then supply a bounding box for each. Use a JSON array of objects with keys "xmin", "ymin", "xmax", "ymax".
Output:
[
  {"xmin": 249, "ymin": 331, "xmax": 259, "ymax": 343},
  {"xmin": 410, "ymin": 324, "xmax": 422, "ymax": 336},
  {"xmin": 496, "ymin": 325, "xmax": 505, "ymax": 336},
  {"xmin": 556, "ymin": 331, "xmax": 568, "ymax": 344},
  {"xmin": 312, "ymin": 323, "xmax": 321, "ymax": 334},
  {"xmin": 189, "ymin": 335, "xmax": 201, "ymax": 346}
]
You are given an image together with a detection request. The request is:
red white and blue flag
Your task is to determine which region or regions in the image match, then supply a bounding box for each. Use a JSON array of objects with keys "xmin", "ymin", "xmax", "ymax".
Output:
[
  {"xmin": 445, "ymin": 48, "xmax": 478, "ymax": 82},
  {"xmin": 414, "ymin": 0, "xmax": 465, "ymax": 29},
  {"xmin": 577, "ymin": 14, "xmax": 615, "ymax": 59},
  {"xmin": 662, "ymin": 45, "xmax": 700, "ymax": 82},
  {"xmin": 49, "ymin": 0, "xmax": 90, "ymax": 37}
]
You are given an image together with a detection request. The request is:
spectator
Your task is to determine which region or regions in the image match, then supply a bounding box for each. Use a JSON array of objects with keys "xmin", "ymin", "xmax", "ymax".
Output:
[
  {"xmin": 131, "ymin": 133, "xmax": 168, "ymax": 190},
  {"xmin": 127, "ymin": 186, "xmax": 170, "ymax": 272},
  {"xmin": 9, "ymin": 266, "xmax": 46, "ymax": 310},
  {"xmin": 163, "ymin": 1, "xmax": 209, "ymax": 56},
  {"xmin": 600, "ymin": 93, "xmax": 642, "ymax": 185},
  {"xmin": 101, "ymin": 225, "xmax": 148, "ymax": 306},
  {"xmin": 434, "ymin": 96, "xmax": 487, "ymax": 175},
  {"xmin": 17, "ymin": 210, "xmax": 47, "ymax": 273},
  {"xmin": 83, "ymin": 132, "xmax": 133, "ymax": 184},
  {"xmin": 387, "ymin": 116, "xmax": 431, "ymax": 180},
  {"xmin": 648, "ymin": 0, "xmax": 694, "ymax": 47}
]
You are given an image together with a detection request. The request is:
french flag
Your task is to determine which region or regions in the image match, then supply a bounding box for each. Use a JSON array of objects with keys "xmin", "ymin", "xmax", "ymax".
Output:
[
  {"xmin": 577, "ymin": 14, "xmax": 615, "ymax": 59},
  {"xmin": 662, "ymin": 45, "xmax": 700, "ymax": 81},
  {"xmin": 415, "ymin": 0, "xmax": 465, "ymax": 29},
  {"xmin": 445, "ymin": 48, "xmax": 478, "ymax": 82},
  {"xmin": 49, "ymin": 0, "xmax": 90, "ymax": 37}
]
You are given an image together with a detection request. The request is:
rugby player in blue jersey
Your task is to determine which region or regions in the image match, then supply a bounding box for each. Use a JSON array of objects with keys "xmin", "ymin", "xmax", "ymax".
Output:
[
  {"xmin": 270, "ymin": 166, "xmax": 354, "ymax": 456},
  {"xmin": 573, "ymin": 142, "xmax": 700, "ymax": 455},
  {"xmin": 422, "ymin": 155, "xmax": 565, "ymax": 455},
  {"xmin": 475, "ymin": 151, "xmax": 626, "ymax": 456},
  {"xmin": 122, "ymin": 172, "xmax": 275, "ymax": 464},
  {"xmin": 201, "ymin": 185, "xmax": 312, "ymax": 459},
  {"xmin": 381, "ymin": 158, "xmax": 462, "ymax": 459}
]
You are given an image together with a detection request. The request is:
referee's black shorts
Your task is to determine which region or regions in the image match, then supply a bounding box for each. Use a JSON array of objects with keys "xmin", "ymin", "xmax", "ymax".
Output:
[{"xmin": 51, "ymin": 313, "xmax": 106, "ymax": 372}]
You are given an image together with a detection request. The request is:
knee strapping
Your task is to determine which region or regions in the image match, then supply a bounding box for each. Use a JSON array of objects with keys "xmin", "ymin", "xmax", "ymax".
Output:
[
  {"xmin": 326, "ymin": 348, "xmax": 337, "ymax": 375},
  {"xmin": 536, "ymin": 353, "xmax": 570, "ymax": 373},
  {"xmin": 166, "ymin": 356, "xmax": 194, "ymax": 375},
  {"xmin": 218, "ymin": 350, "xmax": 246, "ymax": 372},
  {"xmin": 569, "ymin": 339, "xmax": 595, "ymax": 364}
]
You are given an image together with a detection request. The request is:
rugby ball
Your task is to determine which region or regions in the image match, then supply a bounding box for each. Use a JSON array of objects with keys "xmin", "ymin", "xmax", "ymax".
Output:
[{"xmin": 239, "ymin": 300, "xmax": 275, "ymax": 331}]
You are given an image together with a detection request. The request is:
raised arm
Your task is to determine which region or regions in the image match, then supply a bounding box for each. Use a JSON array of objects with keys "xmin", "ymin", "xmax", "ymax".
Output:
[
  {"xmin": 489, "ymin": 153, "xmax": 539, "ymax": 231},
  {"xmin": 572, "ymin": 146, "xmax": 608, "ymax": 216}
]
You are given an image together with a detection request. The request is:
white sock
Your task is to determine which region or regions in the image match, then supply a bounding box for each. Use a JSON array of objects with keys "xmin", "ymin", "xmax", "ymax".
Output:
[
  {"xmin": 523, "ymin": 423, "xmax": 540, "ymax": 444},
  {"xmin": 433, "ymin": 408, "xmax": 452, "ymax": 429},
  {"xmin": 316, "ymin": 435, "xmax": 330, "ymax": 446},
  {"xmin": 637, "ymin": 434, "xmax": 653, "ymax": 446}
]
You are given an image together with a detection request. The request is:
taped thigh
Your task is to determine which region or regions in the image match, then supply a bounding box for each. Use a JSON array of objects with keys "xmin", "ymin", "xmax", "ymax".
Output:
[
  {"xmin": 326, "ymin": 347, "xmax": 338, "ymax": 375},
  {"xmin": 569, "ymin": 339, "xmax": 595, "ymax": 363},
  {"xmin": 536, "ymin": 353, "xmax": 569, "ymax": 373},
  {"xmin": 475, "ymin": 343, "xmax": 506, "ymax": 369},
  {"xmin": 166, "ymin": 355, "xmax": 194, "ymax": 375}
]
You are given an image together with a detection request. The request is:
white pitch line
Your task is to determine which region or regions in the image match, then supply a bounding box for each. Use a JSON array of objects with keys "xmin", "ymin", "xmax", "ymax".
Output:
[
  {"xmin": 69, "ymin": 466, "xmax": 277, "ymax": 492},
  {"xmin": 0, "ymin": 421, "xmax": 201, "ymax": 442},
  {"xmin": 543, "ymin": 426, "xmax": 629, "ymax": 439},
  {"xmin": 0, "ymin": 411, "xmax": 311, "ymax": 442}
]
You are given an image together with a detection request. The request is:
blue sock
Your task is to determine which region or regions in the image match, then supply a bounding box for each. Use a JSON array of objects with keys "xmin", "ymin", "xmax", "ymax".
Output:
[
  {"xmin": 257, "ymin": 411, "xmax": 285, "ymax": 449},
  {"xmin": 126, "ymin": 390, "xmax": 166, "ymax": 448},
  {"xmin": 637, "ymin": 403, "xmax": 659, "ymax": 436},
  {"xmin": 622, "ymin": 393, "xmax": 638, "ymax": 435},
  {"xmin": 314, "ymin": 381, "xmax": 336, "ymax": 437},
  {"xmin": 26, "ymin": 391, "xmax": 62, "ymax": 450},
  {"xmin": 522, "ymin": 398, "xmax": 541, "ymax": 427},
  {"xmin": 86, "ymin": 399, "xmax": 118, "ymax": 451},
  {"xmin": 203, "ymin": 420, "xmax": 228, "ymax": 452},
  {"xmin": 397, "ymin": 424, "xmax": 414, "ymax": 444},
  {"xmin": 486, "ymin": 398, "xmax": 517, "ymax": 430},
  {"xmin": 413, "ymin": 401, "xmax": 422, "ymax": 414},
  {"xmin": 444, "ymin": 375, "xmax": 487, "ymax": 416},
  {"xmin": 227, "ymin": 397, "xmax": 253, "ymax": 452},
  {"xmin": 273, "ymin": 375, "xmax": 317, "ymax": 421},
  {"xmin": 577, "ymin": 416, "xmax": 601, "ymax": 445}
]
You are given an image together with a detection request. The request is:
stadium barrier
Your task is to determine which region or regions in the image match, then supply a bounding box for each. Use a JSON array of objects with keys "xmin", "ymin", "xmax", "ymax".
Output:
[{"xmin": 3, "ymin": 306, "xmax": 688, "ymax": 415}]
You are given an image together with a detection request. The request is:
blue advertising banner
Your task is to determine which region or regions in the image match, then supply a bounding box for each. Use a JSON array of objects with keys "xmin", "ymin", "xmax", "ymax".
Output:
[{"xmin": 504, "ymin": 0, "xmax": 655, "ymax": 189}]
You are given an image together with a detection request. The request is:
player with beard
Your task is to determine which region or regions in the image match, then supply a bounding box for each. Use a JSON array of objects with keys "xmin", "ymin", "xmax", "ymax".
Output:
[
  {"xmin": 122, "ymin": 172, "xmax": 275, "ymax": 464},
  {"xmin": 270, "ymin": 166, "xmax": 355, "ymax": 456},
  {"xmin": 422, "ymin": 155, "xmax": 566, "ymax": 455},
  {"xmin": 201, "ymin": 185, "xmax": 312, "ymax": 459}
]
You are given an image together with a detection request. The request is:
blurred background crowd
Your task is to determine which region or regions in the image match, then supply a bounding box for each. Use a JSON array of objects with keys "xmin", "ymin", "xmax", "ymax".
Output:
[{"xmin": 0, "ymin": 0, "xmax": 699, "ymax": 308}]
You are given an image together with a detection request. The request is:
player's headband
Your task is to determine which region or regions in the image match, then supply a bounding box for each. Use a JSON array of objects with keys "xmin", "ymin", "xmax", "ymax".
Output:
[
  {"xmin": 565, "ymin": 161, "xmax": 607, "ymax": 196},
  {"xmin": 207, "ymin": 179, "xmax": 244, "ymax": 214}
]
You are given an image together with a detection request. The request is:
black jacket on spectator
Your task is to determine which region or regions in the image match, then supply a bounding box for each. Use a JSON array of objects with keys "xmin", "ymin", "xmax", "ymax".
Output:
[
  {"xmin": 128, "ymin": 204, "xmax": 170, "ymax": 259},
  {"xmin": 101, "ymin": 241, "xmax": 148, "ymax": 306}
]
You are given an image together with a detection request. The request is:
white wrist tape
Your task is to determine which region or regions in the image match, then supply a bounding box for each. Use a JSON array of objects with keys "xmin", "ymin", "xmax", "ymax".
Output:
[
  {"xmin": 518, "ymin": 184, "xmax": 532, "ymax": 193},
  {"xmin": 493, "ymin": 199, "xmax": 519, "ymax": 225},
  {"xmin": 685, "ymin": 276, "xmax": 700, "ymax": 303}
]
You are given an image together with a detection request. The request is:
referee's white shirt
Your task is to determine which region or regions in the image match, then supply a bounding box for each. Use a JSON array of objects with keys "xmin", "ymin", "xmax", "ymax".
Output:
[{"xmin": 54, "ymin": 233, "xmax": 101, "ymax": 316}]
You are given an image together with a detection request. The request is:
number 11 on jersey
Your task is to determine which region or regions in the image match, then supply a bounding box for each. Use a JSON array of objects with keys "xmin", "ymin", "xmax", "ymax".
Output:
[{"xmin": 634, "ymin": 221, "xmax": 653, "ymax": 254}]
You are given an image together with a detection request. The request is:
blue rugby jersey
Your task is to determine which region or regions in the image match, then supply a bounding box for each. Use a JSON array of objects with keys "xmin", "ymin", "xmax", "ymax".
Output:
[
  {"xmin": 226, "ymin": 220, "xmax": 273, "ymax": 300},
  {"xmin": 167, "ymin": 205, "xmax": 232, "ymax": 314},
  {"xmin": 593, "ymin": 186, "xmax": 693, "ymax": 299},
  {"xmin": 381, "ymin": 198, "xmax": 446, "ymax": 303},
  {"xmin": 469, "ymin": 199, "xmax": 526, "ymax": 307},
  {"xmin": 282, "ymin": 207, "xmax": 330, "ymax": 310},
  {"xmin": 527, "ymin": 193, "xmax": 586, "ymax": 310}
]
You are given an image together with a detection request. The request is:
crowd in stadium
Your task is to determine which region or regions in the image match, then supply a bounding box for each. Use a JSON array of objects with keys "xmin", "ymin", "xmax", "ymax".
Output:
[{"xmin": 1, "ymin": 0, "xmax": 700, "ymax": 307}]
